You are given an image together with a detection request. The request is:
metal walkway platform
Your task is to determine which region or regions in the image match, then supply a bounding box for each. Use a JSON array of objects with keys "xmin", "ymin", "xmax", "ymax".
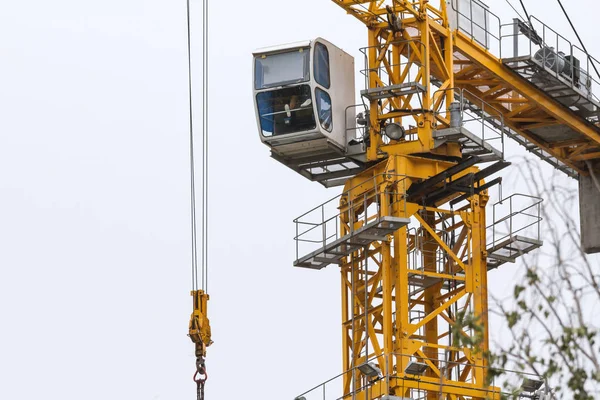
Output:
[
  {"xmin": 361, "ymin": 82, "xmax": 426, "ymax": 102},
  {"xmin": 294, "ymin": 216, "xmax": 410, "ymax": 270},
  {"xmin": 408, "ymin": 273, "xmax": 443, "ymax": 289},
  {"xmin": 271, "ymin": 142, "xmax": 367, "ymax": 188},
  {"xmin": 433, "ymin": 126, "xmax": 503, "ymax": 162},
  {"xmin": 497, "ymin": 52, "xmax": 600, "ymax": 174},
  {"xmin": 487, "ymin": 235, "xmax": 543, "ymax": 270},
  {"xmin": 503, "ymin": 56, "xmax": 600, "ymax": 123},
  {"xmin": 460, "ymin": 99, "xmax": 580, "ymax": 178},
  {"xmin": 407, "ymin": 234, "xmax": 543, "ymax": 296}
]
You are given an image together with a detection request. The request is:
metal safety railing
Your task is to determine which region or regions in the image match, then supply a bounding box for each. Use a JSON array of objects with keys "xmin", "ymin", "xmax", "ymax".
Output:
[
  {"xmin": 413, "ymin": 231, "xmax": 465, "ymax": 277},
  {"xmin": 358, "ymin": 39, "xmax": 427, "ymax": 94},
  {"xmin": 345, "ymin": 104, "xmax": 368, "ymax": 143},
  {"xmin": 433, "ymin": 87, "xmax": 506, "ymax": 159},
  {"xmin": 293, "ymin": 174, "xmax": 410, "ymax": 264},
  {"xmin": 500, "ymin": 16, "xmax": 600, "ymax": 105},
  {"xmin": 294, "ymin": 352, "xmax": 546, "ymax": 400},
  {"xmin": 450, "ymin": 0, "xmax": 502, "ymax": 54},
  {"xmin": 451, "ymin": 0, "xmax": 600, "ymax": 104},
  {"xmin": 487, "ymin": 194, "xmax": 543, "ymax": 251}
]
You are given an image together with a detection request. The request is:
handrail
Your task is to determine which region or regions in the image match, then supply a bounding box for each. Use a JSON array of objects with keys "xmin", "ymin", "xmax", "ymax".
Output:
[
  {"xmin": 488, "ymin": 194, "xmax": 543, "ymax": 250},
  {"xmin": 294, "ymin": 351, "xmax": 545, "ymax": 400},
  {"xmin": 530, "ymin": 15, "xmax": 600, "ymax": 94},
  {"xmin": 451, "ymin": 0, "xmax": 600, "ymax": 106},
  {"xmin": 345, "ymin": 104, "xmax": 367, "ymax": 143},
  {"xmin": 358, "ymin": 39, "xmax": 427, "ymax": 92},
  {"xmin": 293, "ymin": 174, "xmax": 409, "ymax": 263},
  {"xmin": 432, "ymin": 87, "xmax": 506, "ymax": 158},
  {"xmin": 450, "ymin": 0, "xmax": 502, "ymax": 50},
  {"xmin": 293, "ymin": 174, "xmax": 382, "ymax": 223},
  {"xmin": 293, "ymin": 173, "xmax": 409, "ymax": 224},
  {"xmin": 500, "ymin": 15, "xmax": 600, "ymax": 104}
]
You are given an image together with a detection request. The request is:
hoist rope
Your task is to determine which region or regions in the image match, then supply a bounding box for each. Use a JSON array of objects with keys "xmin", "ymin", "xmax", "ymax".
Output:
[
  {"xmin": 518, "ymin": 0, "xmax": 532, "ymax": 26},
  {"xmin": 186, "ymin": 1, "xmax": 209, "ymax": 398},
  {"xmin": 555, "ymin": 0, "xmax": 600, "ymax": 81},
  {"xmin": 202, "ymin": 0, "xmax": 209, "ymax": 294},
  {"xmin": 186, "ymin": 0, "xmax": 199, "ymax": 292},
  {"xmin": 187, "ymin": 0, "xmax": 209, "ymax": 293},
  {"xmin": 504, "ymin": 0, "xmax": 525, "ymax": 22}
]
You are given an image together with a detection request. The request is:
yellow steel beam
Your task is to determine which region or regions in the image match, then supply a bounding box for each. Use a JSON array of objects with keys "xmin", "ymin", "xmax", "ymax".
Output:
[
  {"xmin": 459, "ymin": 84, "xmax": 589, "ymax": 174},
  {"xmin": 572, "ymin": 151, "xmax": 600, "ymax": 162},
  {"xmin": 408, "ymin": 289, "xmax": 467, "ymax": 334},
  {"xmin": 415, "ymin": 213, "xmax": 467, "ymax": 272},
  {"xmin": 454, "ymin": 32, "xmax": 600, "ymax": 145}
]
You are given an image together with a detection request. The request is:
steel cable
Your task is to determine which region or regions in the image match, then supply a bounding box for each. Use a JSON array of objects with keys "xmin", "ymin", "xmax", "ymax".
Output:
[
  {"xmin": 187, "ymin": 1, "xmax": 210, "ymax": 398},
  {"xmin": 203, "ymin": 0, "xmax": 209, "ymax": 293},
  {"xmin": 187, "ymin": 0, "xmax": 209, "ymax": 293},
  {"xmin": 518, "ymin": 0, "xmax": 532, "ymax": 25},
  {"xmin": 186, "ymin": 0, "xmax": 199, "ymax": 292},
  {"xmin": 555, "ymin": 0, "xmax": 600, "ymax": 80},
  {"xmin": 504, "ymin": 0, "xmax": 525, "ymax": 22}
]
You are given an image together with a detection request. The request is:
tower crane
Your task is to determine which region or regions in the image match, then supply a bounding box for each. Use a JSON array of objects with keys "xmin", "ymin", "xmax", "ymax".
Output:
[{"xmin": 251, "ymin": 0, "xmax": 600, "ymax": 399}]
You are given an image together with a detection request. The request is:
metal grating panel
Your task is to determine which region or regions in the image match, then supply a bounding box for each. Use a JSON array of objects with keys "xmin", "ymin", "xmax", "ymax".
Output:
[{"xmin": 294, "ymin": 216, "xmax": 410, "ymax": 270}]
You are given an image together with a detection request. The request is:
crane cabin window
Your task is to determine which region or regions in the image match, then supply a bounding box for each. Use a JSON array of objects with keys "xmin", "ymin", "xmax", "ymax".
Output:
[
  {"xmin": 256, "ymin": 85, "xmax": 316, "ymax": 137},
  {"xmin": 255, "ymin": 49, "xmax": 310, "ymax": 90},
  {"xmin": 315, "ymin": 88, "xmax": 332, "ymax": 131},
  {"xmin": 314, "ymin": 42, "xmax": 331, "ymax": 89}
]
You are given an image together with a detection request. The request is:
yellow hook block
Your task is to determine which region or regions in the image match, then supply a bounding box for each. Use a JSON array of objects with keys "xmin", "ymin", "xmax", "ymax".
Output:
[{"xmin": 189, "ymin": 290, "xmax": 213, "ymax": 357}]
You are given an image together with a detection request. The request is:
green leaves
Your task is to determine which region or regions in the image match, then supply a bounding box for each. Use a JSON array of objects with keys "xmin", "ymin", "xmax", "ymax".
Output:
[
  {"xmin": 525, "ymin": 268, "xmax": 539, "ymax": 284},
  {"xmin": 506, "ymin": 311, "xmax": 520, "ymax": 329},
  {"xmin": 513, "ymin": 285, "xmax": 525, "ymax": 299}
]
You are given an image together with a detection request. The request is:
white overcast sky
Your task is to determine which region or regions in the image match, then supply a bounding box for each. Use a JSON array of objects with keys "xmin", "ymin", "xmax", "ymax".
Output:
[{"xmin": 0, "ymin": 1, "xmax": 597, "ymax": 399}]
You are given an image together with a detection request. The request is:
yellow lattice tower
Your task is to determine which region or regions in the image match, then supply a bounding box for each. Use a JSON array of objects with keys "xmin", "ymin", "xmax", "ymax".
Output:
[
  {"xmin": 328, "ymin": 1, "xmax": 526, "ymax": 398},
  {"xmin": 255, "ymin": 0, "xmax": 600, "ymax": 398}
]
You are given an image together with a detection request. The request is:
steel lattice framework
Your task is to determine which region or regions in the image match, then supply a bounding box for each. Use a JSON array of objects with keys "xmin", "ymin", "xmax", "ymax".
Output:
[{"xmin": 318, "ymin": 0, "xmax": 598, "ymax": 398}]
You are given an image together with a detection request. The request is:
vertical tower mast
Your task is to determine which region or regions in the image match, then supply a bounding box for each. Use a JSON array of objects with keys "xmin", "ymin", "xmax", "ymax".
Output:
[{"xmin": 324, "ymin": 1, "xmax": 511, "ymax": 398}]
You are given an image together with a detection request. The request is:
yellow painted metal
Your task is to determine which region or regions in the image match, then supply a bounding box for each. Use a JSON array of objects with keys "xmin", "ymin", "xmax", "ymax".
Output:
[
  {"xmin": 333, "ymin": 0, "xmax": 600, "ymax": 173},
  {"xmin": 274, "ymin": 0, "xmax": 598, "ymax": 397},
  {"xmin": 189, "ymin": 290, "xmax": 212, "ymax": 358},
  {"xmin": 327, "ymin": 1, "xmax": 514, "ymax": 398},
  {"xmin": 338, "ymin": 155, "xmax": 497, "ymax": 399},
  {"xmin": 451, "ymin": 31, "xmax": 600, "ymax": 174},
  {"xmin": 354, "ymin": 1, "xmax": 458, "ymax": 162}
]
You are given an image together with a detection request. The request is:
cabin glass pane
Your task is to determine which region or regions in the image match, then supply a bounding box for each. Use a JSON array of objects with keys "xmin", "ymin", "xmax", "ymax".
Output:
[
  {"xmin": 255, "ymin": 49, "xmax": 310, "ymax": 90},
  {"xmin": 315, "ymin": 88, "xmax": 332, "ymax": 132},
  {"xmin": 256, "ymin": 85, "xmax": 316, "ymax": 137},
  {"xmin": 314, "ymin": 42, "xmax": 331, "ymax": 89}
]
